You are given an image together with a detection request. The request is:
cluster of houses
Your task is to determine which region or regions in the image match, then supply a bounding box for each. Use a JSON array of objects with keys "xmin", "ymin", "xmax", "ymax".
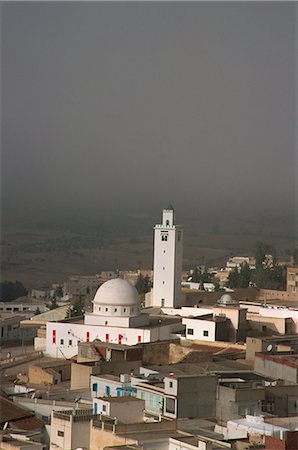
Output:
[{"xmin": 1, "ymin": 207, "xmax": 298, "ymax": 449}]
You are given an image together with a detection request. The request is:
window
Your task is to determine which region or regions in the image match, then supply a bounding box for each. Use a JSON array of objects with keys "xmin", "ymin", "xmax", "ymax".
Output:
[
  {"xmin": 114, "ymin": 308, "xmax": 117, "ymax": 312},
  {"xmin": 187, "ymin": 328, "xmax": 194, "ymax": 335},
  {"xmin": 102, "ymin": 404, "xmax": 106, "ymax": 412},
  {"xmin": 124, "ymin": 308, "xmax": 126, "ymax": 312},
  {"xmin": 169, "ymin": 381, "xmax": 173, "ymax": 388},
  {"xmin": 163, "ymin": 266, "xmax": 165, "ymax": 270},
  {"xmin": 105, "ymin": 333, "xmax": 109, "ymax": 342},
  {"xmin": 68, "ymin": 340, "xmax": 72, "ymax": 346},
  {"xmin": 162, "ymin": 235, "xmax": 168, "ymax": 241},
  {"xmin": 57, "ymin": 431, "xmax": 64, "ymax": 437},
  {"xmin": 105, "ymin": 321, "xmax": 108, "ymax": 325},
  {"xmin": 138, "ymin": 335, "xmax": 141, "ymax": 344},
  {"xmin": 165, "ymin": 398, "xmax": 175, "ymax": 414},
  {"xmin": 203, "ymin": 330, "xmax": 209, "ymax": 337},
  {"xmin": 92, "ymin": 383, "xmax": 98, "ymax": 392},
  {"xmin": 86, "ymin": 331, "xmax": 90, "ymax": 343},
  {"xmin": 98, "ymin": 307, "xmax": 101, "ymax": 311},
  {"xmin": 161, "ymin": 299, "xmax": 165, "ymax": 307},
  {"xmin": 52, "ymin": 330, "xmax": 56, "ymax": 344},
  {"xmin": 166, "ymin": 220, "xmax": 170, "ymax": 226},
  {"xmin": 60, "ymin": 339, "xmax": 64, "ymax": 345},
  {"xmin": 118, "ymin": 334, "xmax": 122, "ymax": 344},
  {"xmin": 105, "ymin": 386, "xmax": 111, "ymax": 395},
  {"xmin": 105, "ymin": 308, "xmax": 108, "ymax": 312}
]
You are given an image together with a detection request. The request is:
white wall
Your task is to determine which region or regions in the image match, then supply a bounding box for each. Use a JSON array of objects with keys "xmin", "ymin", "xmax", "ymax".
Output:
[
  {"xmin": 152, "ymin": 209, "xmax": 183, "ymax": 308},
  {"xmin": 90, "ymin": 375, "xmax": 122, "ymax": 398},
  {"xmin": 45, "ymin": 321, "xmax": 175, "ymax": 359},
  {"xmin": 182, "ymin": 318, "xmax": 216, "ymax": 341}
]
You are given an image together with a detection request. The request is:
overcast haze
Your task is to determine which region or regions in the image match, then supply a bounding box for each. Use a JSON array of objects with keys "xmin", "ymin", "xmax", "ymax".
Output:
[{"xmin": 1, "ymin": 2, "xmax": 297, "ymax": 234}]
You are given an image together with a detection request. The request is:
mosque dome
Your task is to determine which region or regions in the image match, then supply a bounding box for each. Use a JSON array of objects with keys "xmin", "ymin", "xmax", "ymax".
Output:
[
  {"xmin": 93, "ymin": 278, "xmax": 140, "ymax": 308},
  {"xmin": 217, "ymin": 293, "xmax": 239, "ymax": 306}
]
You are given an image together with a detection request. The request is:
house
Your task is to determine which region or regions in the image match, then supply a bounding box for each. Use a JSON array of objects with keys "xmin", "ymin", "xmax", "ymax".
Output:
[
  {"xmin": 28, "ymin": 360, "xmax": 71, "ymax": 386},
  {"xmin": 93, "ymin": 396, "xmax": 145, "ymax": 423},
  {"xmin": 254, "ymin": 353, "xmax": 298, "ymax": 384},
  {"xmin": 49, "ymin": 408, "xmax": 94, "ymax": 450},
  {"xmin": 0, "ymin": 314, "xmax": 39, "ymax": 346}
]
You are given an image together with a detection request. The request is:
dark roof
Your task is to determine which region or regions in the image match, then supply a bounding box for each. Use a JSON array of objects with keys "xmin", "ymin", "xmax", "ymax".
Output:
[
  {"xmin": 0, "ymin": 397, "xmax": 31, "ymax": 422},
  {"xmin": 0, "ymin": 396, "xmax": 44, "ymax": 430},
  {"xmin": 10, "ymin": 415, "xmax": 45, "ymax": 431}
]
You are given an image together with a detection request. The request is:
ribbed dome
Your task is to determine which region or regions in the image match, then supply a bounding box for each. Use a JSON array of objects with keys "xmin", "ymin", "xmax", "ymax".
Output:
[{"xmin": 93, "ymin": 278, "xmax": 140, "ymax": 307}]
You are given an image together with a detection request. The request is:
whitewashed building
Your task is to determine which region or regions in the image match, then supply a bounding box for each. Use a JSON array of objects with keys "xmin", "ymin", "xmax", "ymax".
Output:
[{"xmin": 45, "ymin": 278, "xmax": 181, "ymax": 359}]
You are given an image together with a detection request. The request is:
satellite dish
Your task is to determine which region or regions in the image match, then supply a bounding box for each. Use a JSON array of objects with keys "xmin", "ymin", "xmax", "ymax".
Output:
[{"xmin": 266, "ymin": 344, "xmax": 273, "ymax": 352}]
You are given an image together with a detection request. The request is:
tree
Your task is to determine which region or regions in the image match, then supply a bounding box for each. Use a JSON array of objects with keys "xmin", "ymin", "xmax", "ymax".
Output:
[
  {"xmin": 252, "ymin": 241, "xmax": 287, "ymax": 290},
  {"xmin": 227, "ymin": 266, "xmax": 240, "ymax": 289},
  {"xmin": 191, "ymin": 267, "xmax": 200, "ymax": 283},
  {"xmin": 70, "ymin": 296, "xmax": 85, "ymax": 317},
  {"xmin": 54, "ymin": 286, "xmax": 63, "ymax": 298},
  {"xmin": 135, "ymin": 274, "xmax": 151, "ymax": 295},
  {"xmin": 293, "ymin": 247, "xmax": 298, "ymax": 266},
  {"xmin": 49, "ymin": 297, "xmax": 58, "ymax": 310},
  {"xmin": 0, "ymin": 281, "xmax": 28, "ymax": 302},
  {"xmin": 239, "ymin": 262, "xmax": 251, "ymax": 288}
]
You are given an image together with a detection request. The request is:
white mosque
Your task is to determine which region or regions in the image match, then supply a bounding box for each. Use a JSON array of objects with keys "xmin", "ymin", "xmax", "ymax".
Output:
[{"xmin": 45, "ymin": 207, "xmax": 184, "ymax": 359}]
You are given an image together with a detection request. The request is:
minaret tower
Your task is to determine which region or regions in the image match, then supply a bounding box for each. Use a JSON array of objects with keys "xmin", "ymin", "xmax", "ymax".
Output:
[{"xmin": 152, "ymin": 205, "xmax": 183, "ymax": 308}]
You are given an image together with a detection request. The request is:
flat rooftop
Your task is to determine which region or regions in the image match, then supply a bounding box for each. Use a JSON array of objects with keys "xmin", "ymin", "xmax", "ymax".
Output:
[
  {"xmin": 255, "ymin": 352, "xmax": 298, "ymax": 368},
  {"xmin": 97, "ymin": 396, "xmax": 143, "ymax": 403}
]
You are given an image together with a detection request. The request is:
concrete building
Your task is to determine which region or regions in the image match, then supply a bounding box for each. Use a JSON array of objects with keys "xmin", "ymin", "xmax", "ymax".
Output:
[
  {"xmin": 263, "ymin": 384, "xmax": 298, "ymax": 416},
  {"xmin": 93, "ymin": 396, "xmax": 145, "ymax": 422},
  {"xmin": 91, "ymin": 373, "xmax": 132, "ymax": 398},
  {"xmin": 0, "ymin": 302, "xmax": 47, "ymax": 315},
  {"xmin": 28, "ymin": 360, "xmax": 71, "ymax": 386},
  {"xmin": 246, "ymin": 335, "xmax": 298, "ymax": 362},
  {"xmin": 45, "ymin": 278, "xmax": 181, "ymax": 359},
  {"xmin": 63, "ymin": 274, "xmax": 103, "ymax": 301},
  {"xmin": 0, "ymin": 314, "xmax": 39, "ymax": 345},
  {"xmin": 258, "ymin": 266, "xmax": 298, "ymax": 302},
  {"xmin": 216, "ymin": 381, "xmax": 265, "ymax": 422},
  {"xmin": 50, "ymin": 408, "xmax": 94, "ymax": 450},
  {"xmin": 225, "ymin": 415, "xmax": 298, "ymax": 440},
  {"xmin": 150, "ymin": 206, "xmax": 183, "ymax": 308},
  {"xmin": 254, "ymin": 353, "xmax": 298, "ymax": 384},
  {"xmin": 287, "ymin": 266, "xmax": 298, "ymax": 295},
  {"xmin": 183, "ymin": 315, "xmax": 229, "ymax": 342}
]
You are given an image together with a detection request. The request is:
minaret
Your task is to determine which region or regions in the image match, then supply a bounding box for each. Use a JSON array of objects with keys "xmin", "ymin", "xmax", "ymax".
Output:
[{"xmin": 152, "ymin": 205, "xmax": 183, "ymax": 308}]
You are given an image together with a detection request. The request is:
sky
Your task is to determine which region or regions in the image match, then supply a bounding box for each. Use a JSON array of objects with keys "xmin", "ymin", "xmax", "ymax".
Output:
[{"xmin": 1, "ymin": 2, "xmax": 297, "ymax": 233}]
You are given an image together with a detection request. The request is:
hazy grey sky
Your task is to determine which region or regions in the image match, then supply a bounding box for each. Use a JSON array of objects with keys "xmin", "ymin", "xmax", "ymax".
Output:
[{"xmin": 1, "ymin": 2, "xmax": 297, "ymax": 229}]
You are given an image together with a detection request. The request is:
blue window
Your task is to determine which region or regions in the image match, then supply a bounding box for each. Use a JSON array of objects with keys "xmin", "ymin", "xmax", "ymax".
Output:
[
  {"xmin": 116, "ymin": 388, "xmax": 122, "ymax": 397},
  {"xmin": 102, "ymin": 404, "xmax": 106, "ymax": 412},
  {"xmin": 92, "ymin": 383, "xmax": 98, "ymax": 392},
  {"xmin": 105, "ymin": 386, "xmax": 111, "ymax": 396},
  {"xmin": 94, "ymin": 403, "xmax": 98, "ymax": 415}
]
